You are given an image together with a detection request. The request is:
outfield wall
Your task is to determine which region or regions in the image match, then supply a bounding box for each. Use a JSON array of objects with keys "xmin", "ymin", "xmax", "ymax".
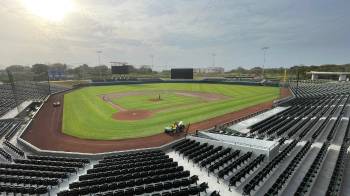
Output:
[{"xmin": 74, "ymin": 79, "xmax": 280, "ymax": 88}]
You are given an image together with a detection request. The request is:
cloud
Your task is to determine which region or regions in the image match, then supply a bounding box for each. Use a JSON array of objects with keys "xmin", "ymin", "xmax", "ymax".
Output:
[{"xmin": 0, "ymin": 0, "xmax": 349, "ymax": 69}]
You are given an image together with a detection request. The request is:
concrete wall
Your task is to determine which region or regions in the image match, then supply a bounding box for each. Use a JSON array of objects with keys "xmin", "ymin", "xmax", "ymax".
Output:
[
  {"xmin": 75, "ymin": 79, "xmax": 280, "ymax": 88},
  {"xmin": 188, "ymin": 135, "xmax": 279, "ymax": 161}
]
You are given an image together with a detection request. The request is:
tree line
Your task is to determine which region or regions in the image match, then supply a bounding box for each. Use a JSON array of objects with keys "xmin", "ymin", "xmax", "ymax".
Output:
[{"xmin": 0, "ymin": 63, "xmax": 349, "ymax": 82}]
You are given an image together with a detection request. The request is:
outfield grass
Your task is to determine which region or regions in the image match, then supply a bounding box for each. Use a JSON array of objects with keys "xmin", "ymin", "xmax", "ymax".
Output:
[{"xmin": 63, "ymin": 83, "xmax": 280, "ymax": 140}]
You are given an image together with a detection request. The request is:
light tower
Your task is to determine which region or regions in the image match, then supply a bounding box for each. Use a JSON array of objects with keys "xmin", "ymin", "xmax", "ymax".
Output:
[
  {"xmin": 261, "ymin": 47, "xmax": 269, "ymax": 78},
  {"xmin": 150, "ymin": 54, "xmax": 154, "ymax": 69},
  {"xmin": 212, "ymin": 53, "xmax": 216, "ymax": 67},
  {"xmin": 97, "ymin": 51, "xmax": 102, "ymax": 79},
  {"xmin": 97, "ymin": 51, "xmax": 102, "ymax": 66}
]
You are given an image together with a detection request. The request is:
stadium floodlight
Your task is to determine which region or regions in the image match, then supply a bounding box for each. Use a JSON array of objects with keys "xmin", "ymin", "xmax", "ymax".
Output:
[
  {"xmin": 97, "ymin": 51, "xmax": 103, "ymax": 79},
  {"xmin": 150, "ymin": 54, "xmax": 154, "ymax": 68},
  {"xmin": 261, "ymin": 47, "xmax": 269, "ymax": 78},
  {"xmin": 212, "ymin": 53, "xmax": 216, "ymax": 67},
  {"xmin": 97, "ymin": 51, "xmax": 102, "ymax": 66}
]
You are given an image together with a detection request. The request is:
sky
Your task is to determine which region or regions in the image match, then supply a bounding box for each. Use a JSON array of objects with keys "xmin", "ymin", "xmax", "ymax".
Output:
[{"xmin": 0, "ymin": 0, "xmax": 349, "ymax": 70}]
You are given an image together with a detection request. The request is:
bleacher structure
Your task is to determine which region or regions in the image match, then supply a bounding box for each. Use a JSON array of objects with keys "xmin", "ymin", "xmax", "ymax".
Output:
[
  {"xmin": 0, "ymin": 81, "xmax": 350, "ymax": 195},
  {"xmin": 0, "ymin": 81, "xmax": 68, "ymax": 118}
]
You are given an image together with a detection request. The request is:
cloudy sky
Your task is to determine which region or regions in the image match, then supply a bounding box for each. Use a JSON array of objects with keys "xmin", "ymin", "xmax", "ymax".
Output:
[{"xmin": 0, "ymin": 0, "xmax": 349, "ymax": 70}]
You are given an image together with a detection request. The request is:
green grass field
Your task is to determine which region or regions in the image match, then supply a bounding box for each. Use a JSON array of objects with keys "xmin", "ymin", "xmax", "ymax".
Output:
[{"xmin": 63, "ymin": 83, "xmax": 280, "ymax": 140}]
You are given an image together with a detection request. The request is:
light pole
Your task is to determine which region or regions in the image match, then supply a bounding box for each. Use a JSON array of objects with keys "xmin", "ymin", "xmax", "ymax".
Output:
[
  {"xmin": 261, "ymin": 47, "xmax": 269, "ymax": 78},
  {"xmin": 97, "ymin": 51, "xmax": 102, "ymax": 79},
  {"xmin": 97, "ymin": 51, "xmax": 102, "ymax": 66},
  {"xmin": 212, "ymin": 53, "xmax": 216, "ymax": 67},
  {"xmin": 150, "ymin": 54, "xmax": 154, "ymax": 68}
]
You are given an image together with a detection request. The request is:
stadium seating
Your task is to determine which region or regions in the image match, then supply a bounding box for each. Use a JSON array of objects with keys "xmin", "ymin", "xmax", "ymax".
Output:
[
  {"xmin": 0, "ymin": 142, "xmax": 90, "ymax": 195},
  {"xmin": 58, "ymin": 150, "xmax": 210, "ymax": 196},
  {"xmin": 0, "ymin": 147, "xmax": 12, "ymax": 161},
  {"xmin": 229, "ymin": 154, "xmax": 265, "ymax": 186},
  {"xmin": 0, "ymin": 119, "xmax": 22, "ymax": 140},
  {"xmin": 3, "ymin": 140, "xmax": 24, "ymax": 157},
  {"xmin": 326, "ymin": 142, "xmax": 348, "ymax": 195},
  {"xmin": 294, "ymin": 142, "xmax": 330, "ymax": 195},
  {"xmin": 2, "ymin": 81, "xmax": 350, "ymax": 196},
  {"xmin": 264, "ymin": 141, "xmax": 312, "ymax": 195},
  {"xmin": 0, "ymin": 82, "xmax": 68, "ymax": 117},
  {"xmin": 242, "ymin": 140, "xmax": 298, "ymax": 195}
]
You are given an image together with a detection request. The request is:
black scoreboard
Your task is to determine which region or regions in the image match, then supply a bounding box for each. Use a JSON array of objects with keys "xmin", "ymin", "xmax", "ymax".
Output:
[
  {"xmin": 111, "ymin": 65, "xmax": 130, "ymax": 74},
  {"xmin": 171, "ymin": 68, "xmax": 193, "ymax": 79}
]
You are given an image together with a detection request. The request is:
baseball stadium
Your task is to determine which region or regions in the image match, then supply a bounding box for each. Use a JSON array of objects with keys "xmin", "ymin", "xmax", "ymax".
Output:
[
  {"xmin": 1, "ymin": 67, "xmax": 350, "ymax": 196},
  {"xmin": 1, "ymin": 0, "xmax": 350, "ymax": 196}
]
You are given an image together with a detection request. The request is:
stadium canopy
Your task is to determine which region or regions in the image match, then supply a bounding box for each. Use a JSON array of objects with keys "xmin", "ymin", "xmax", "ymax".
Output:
[{"xmin": 306, "ymin": 71, "xmax": 350, "ymax": 81}]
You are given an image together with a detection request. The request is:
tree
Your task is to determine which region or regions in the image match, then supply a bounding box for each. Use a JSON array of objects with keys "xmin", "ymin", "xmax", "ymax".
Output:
[
  {"xmin": 138, "ymin": 65, "xmax": 153, "ymax": 74},
  {"xmin": 6, "ymin": 65, "xmax": 30, "ymax": 73},
  {"xmin": 250, "ymin": 67, "xmax": 263, "ymax": 76},
  {"xmin": 31, "ymin": 64, "xmax": 48, "ymax": 75}
]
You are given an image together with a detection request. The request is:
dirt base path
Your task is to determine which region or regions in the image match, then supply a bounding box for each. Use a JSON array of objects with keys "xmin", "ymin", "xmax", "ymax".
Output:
[{"xmin": 21, "ymin": 87, "xmax": 292, "ymax": 153}]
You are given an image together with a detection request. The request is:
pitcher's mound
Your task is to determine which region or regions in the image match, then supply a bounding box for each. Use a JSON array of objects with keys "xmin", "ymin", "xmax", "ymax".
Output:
[{"xmin": 113, "ymin": 110, "xmax": 153, "ymax": 120}]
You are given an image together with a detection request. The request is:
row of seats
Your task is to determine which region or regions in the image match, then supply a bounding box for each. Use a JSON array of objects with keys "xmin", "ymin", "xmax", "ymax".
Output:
[
  {"xmin": 200, "ymin": 147, "xmax": 229, "ymax": 167},
  {"xmin": 188, "ymin": 144, "xmax": 213, "ymax": 159},
  {"xmin": 0, "ymin": 168, "xmax": 69, "ymax": 179},
  {"xmin": 264, "ymin": 141, "xmax": 312, "ymax": 196},
  {"xmin": 89, "ymin": 161, "xmax": 176, "ymax": 175},
  {"xmin": 102, "ymin": 150, "xmax": 163, "ymax": 160},
  {"xmin": 3, "ymin": 140, "xmax": 24, "ymax": 157},
  {"xmin": 0, "ymin": 184, "xmax": 48, "ymax": 195},
  {"xmin": 0, "ymin": 162, "xmax": 76, "ymax": 173},
  {"xmin": 27, "ymin": 154, "xmax": 89, "ymax": 164},
  {"xmin": 208, "ymin": 150, "xmax": 240, "ymax": 172},
  {"xmin": 0, "ymin": 120, "xmax": 21, "ymax": 139},
  {"xmin": 60, "ymin": 182, "xmax": 208, "ymax": 196},
  {"xmin": 294, "ymin": 142, "xmax": 330, "ymax": 195},
  {"xmin": 243, "ymin": 140, "xmax": 298, "ymax": 195},
  {"xmin": 14, "ymin": 158, "xmax": 85, "ymax": 168},
  {"xmin": 4, "ymin": 121, "xmax": 22, "ymax": 140},
  {"xmin": 326, "ymin": 97, "xmax": 349, "ymax": 141},
  {"xmin": 0, "ymin": 147, "xmax": 12, "ymax": 161},
  {"xmin": 0, "ymin": 175, "xmax": 60, "ymax": 187},
  {"xmin": 217, "ymin": 152, "xmax": 252, "ymax": 178},
  {"xmin": 96, "ymin": 154, "xmax": 169, "ymax": 168},
  {"xmin": 229, "ymin": 154, "xmax": 265, "ymax": 186},
  {"xmin": 326, "ymin": 142, "xmax": 348, "ymax": 195}
]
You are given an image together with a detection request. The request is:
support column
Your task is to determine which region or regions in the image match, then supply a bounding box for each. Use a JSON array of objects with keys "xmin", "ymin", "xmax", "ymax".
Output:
[{"xmin": 311, "ymin": 74, "xmax": 318, "ymax": 80}]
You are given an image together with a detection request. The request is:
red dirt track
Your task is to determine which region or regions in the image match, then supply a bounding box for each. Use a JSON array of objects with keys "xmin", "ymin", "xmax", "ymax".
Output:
[{"xmin": 22, "ymin": 87, "xmax": 292, "ymax": 153}]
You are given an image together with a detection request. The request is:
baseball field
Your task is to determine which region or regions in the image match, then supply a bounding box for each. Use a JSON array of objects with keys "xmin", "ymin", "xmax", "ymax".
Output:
[{"xmin": 63, "ymin": 83, "xmax": 280, "ymax": 140}]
